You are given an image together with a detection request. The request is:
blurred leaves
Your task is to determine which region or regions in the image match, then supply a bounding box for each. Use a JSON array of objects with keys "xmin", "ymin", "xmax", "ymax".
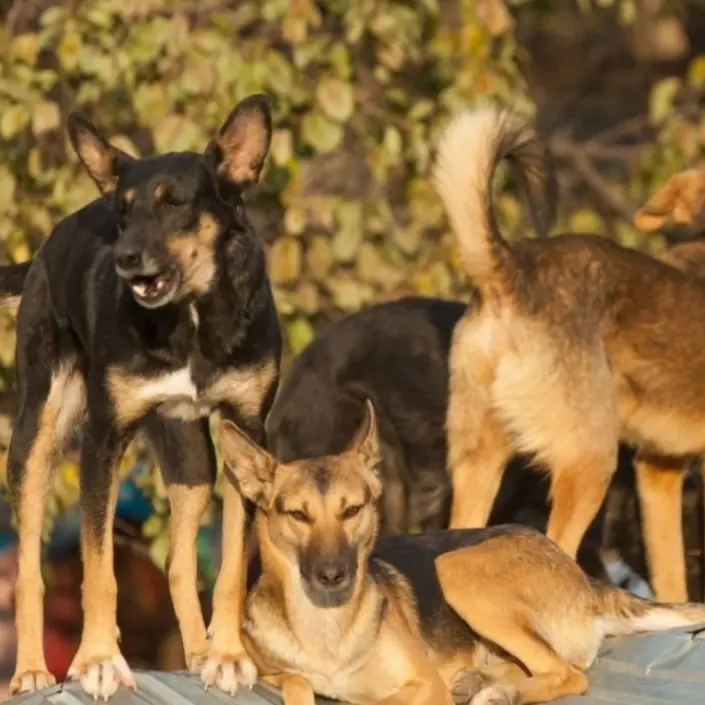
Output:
[{"xmin": 0, "ymin": 0, "xmax": 702, "ymax": 567}]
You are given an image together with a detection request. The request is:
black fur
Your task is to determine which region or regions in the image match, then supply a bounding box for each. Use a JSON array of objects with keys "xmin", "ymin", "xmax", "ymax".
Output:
[{"xmin": 266, "ymin": 296, "xmax": 638, "ymax": 579}]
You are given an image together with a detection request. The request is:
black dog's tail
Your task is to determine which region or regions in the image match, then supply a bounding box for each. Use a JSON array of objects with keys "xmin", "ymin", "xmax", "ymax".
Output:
[
  {"xmin": 432, "ymin": 103, "xmax": 556, "ymax": 299},
  {"xmin": 0, "ymin": 262, "xmax": 31, "ymax": 304}
]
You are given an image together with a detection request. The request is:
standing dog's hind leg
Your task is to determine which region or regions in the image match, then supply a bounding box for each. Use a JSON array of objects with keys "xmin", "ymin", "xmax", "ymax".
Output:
[
  {"xmin": 143, "ymin": 415, "xmax": 215, "ymax": 672},
  {"xmin": 8, "ymin": 399, "xmax": 58, "ymax": 693},
  {"xmin": 67, "ymin": 417, "xmax": 135, "ymax": 699},
  {"xmin": 635, "ymin": 453, "xmax": 688, "ymax": 602}
]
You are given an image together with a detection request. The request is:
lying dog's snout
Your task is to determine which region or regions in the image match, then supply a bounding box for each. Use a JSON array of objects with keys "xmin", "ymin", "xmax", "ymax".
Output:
[{"xmin": 314, "ymin": 561, "xmax": 349, "ymax": 589}]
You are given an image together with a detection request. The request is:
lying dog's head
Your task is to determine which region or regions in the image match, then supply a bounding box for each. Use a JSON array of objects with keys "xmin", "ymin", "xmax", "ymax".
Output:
[
  {"xmin": 67, "ymin": 95, "xmax": 272, "ymax": 309},
  {"xmin": 220, "ymin": 401, "xmax": 382, "ymax": 609}
]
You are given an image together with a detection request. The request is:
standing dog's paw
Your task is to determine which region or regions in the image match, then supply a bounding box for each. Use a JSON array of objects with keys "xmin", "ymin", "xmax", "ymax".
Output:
[
  {"xmin": 186, "ymin": 651, "xmax": 208, "ymax": 674},
  {"xmin": 200, "ymin": 653, "xmax": 257, "ymax": 695},
  {"xmin": 9, "ymin": 669, "xmax": 56, "ymax": 694},
  {"xmin": 470, "ymin": 685, "xmax": 518, "ymax": 705},
  {"xmin": 68, "ymin": 653, "xmax": 137, "ymax": 700}
]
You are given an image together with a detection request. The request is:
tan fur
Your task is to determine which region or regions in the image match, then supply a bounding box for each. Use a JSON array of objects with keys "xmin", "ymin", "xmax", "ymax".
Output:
[
  {"xmin": 434, "ymin": 107, "xmax": 705, "ymax": 603},
  {"xmin": 218, "ymin": 405, "xmax": 705, "ymax": 705},
  {"xmin": 106, "ymin": 358, "xmax": 276, "ymax": 427},
  {"xmin": 165, "ymin": 484, "xmax": 212, "ymax": 670},
  {"xmin": 633, "ymin": 168, "xmax": 705, "ymax": 232},
  {"xmin": 166, "ymin": 212, "xmax": 219, "ymax": 297},
  {"xmin": 10, "ymin": 363, "xmax": 86, "ymax": 693}
]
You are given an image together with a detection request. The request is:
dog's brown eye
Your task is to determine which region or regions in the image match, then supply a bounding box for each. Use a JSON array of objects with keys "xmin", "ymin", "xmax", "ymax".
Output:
[
  {"xmin": 287, "ymin": 509, "xmax": 310, "ymax": 524},
  {"xmin": 341, "ymin": 504, "xmax": 363, "ymax": 520}
]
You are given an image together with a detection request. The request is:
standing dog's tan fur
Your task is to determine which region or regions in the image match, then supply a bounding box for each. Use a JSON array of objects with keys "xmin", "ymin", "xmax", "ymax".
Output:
[
  {"xmin": 434, "ymin": 105, "xmax": 705, "ymax": 603},
  {"xmin": 219, "ymin": 402, "xmax": 705, "ymax": 705}
]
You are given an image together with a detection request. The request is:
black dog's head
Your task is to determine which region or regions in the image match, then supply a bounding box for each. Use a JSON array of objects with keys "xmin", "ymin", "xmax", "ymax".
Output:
[
  {"xmin": 220, "ymin": 401, "xmax": 383, "ymax": 609},
  {"xmin": 67, "ymin": 95, "xmax": 272, "ymax": 309}
]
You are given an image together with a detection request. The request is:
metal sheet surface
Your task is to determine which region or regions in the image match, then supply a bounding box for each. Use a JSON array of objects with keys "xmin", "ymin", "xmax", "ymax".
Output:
[{"xmin": 10, "ymin": 626, "xmax": 705, "ymax": 705}]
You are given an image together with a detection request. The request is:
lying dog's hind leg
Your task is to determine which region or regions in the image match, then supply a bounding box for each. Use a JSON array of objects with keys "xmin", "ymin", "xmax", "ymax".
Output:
[
  {"xmin": 143, "ymin": 414, "xmax": 215, "ymax": 672},
  {"xmin": 436, "ymin": 546, "xmax": 589, "ymax": 705},
  {"xmin": 635, "ymin": 452, "xmax": 688, "ymax": 602},
  {"xmin": 68, "ymin": 414, "xmax": 136, "ymax": 700}
]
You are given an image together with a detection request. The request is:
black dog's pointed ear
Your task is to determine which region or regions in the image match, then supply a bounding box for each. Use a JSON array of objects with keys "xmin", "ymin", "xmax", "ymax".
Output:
[
  {"xmin": 205, "ymin": 94, "xmax": 272, "ymax": 190},
  {"xmin": 346, "ymin": 400, "xmax": 382, "ymax": 499},
  {"xmin": 67, "ymin": 113, "xmax": 135, "ymax": 196},
  {"xmin": 220, "ymin": 419, "xmax": 276, "ymax": 507}
]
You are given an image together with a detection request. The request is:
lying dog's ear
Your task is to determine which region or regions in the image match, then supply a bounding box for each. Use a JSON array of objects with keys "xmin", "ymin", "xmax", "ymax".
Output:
[
  {"xmin": 634, "ymin": 169, "xmax": 705, "ymax": 232},
  {"xmin": 67, "ymin": 114, "xmax": 135, "ymax": 196},
  {"xmin": 220, "ymin": 420, "xmax": 276, "ymax": 507},
  {"xmin": 346, "ymin": 400, "xmax": 382, "ymax": 500},
  {"xmin": 205, "ymin": 94, "xmax": 272, "ymax": 190}
]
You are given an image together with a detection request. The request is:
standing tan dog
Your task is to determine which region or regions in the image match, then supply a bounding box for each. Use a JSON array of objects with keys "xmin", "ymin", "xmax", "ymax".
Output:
[
  {"xmin": 220, "ymin": 402, "xmax": 705, "ymax": 705},
  {"xmin": 434, "ymin": 104, "xmax": 705, "ymax": 604}
]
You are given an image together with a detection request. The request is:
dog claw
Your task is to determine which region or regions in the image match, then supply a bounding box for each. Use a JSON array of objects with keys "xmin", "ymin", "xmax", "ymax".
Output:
[
  {"xmin": 68, "ymin": 654, "xmax": 137, "ymax": 700},
  {"xmin": 10, "ymin": 670, "xmax": 56, "ymax": 694},
  {"xmin": 200, "ymin": 654, "xmax": 257, "ymax": 695}
]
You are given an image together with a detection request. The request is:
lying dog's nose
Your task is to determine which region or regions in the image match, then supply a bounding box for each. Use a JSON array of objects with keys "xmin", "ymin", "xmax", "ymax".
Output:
[
  {"xmin": 314, "ymin": 561, "xmax": 348, "ymax": 589},
  {"xmin": 114, "ymin": 244, "xmax": 144, "ymax": 274}
]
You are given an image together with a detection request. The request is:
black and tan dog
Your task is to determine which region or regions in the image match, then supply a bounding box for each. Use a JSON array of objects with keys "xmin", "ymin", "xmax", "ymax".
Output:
[
  {"xmin": 3, "ymin": 95, "xmax": 281, "ymax": 698},
  {"xmin": 266, "ymin": 297, "xmax": 643, "ymax": 584},
  {"xmin": 434, "ymin": 104, "xmax": 705, "ymax": 605},
  {"xmin": 221, "ymin": 402, "xmax": 705, "ymax": 705}
]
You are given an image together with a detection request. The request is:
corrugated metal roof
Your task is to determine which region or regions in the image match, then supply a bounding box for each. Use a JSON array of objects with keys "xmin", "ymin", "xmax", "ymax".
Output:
[{"xmin": 7, "ymin": 625, "xmax": 705, "ymax": 705}]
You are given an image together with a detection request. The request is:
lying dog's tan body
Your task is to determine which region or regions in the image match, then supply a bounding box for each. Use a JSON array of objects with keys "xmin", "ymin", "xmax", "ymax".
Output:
[
  {"xmin": 219, "ymin": 405, "xmax": 705, "ymax": 705},
  {"xmin": 434, "ymin": 106, "xmax": 705, "ymax": 603}
]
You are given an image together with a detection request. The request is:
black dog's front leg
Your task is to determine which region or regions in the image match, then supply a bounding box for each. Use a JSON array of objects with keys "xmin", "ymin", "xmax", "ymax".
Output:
[
  {"xmin": 202, "ymin": 409, "xmax": 265, "ymax": 694},
  {"xmin": 68, "ymin": 413, "xmax": 136, "ymax": 699}
]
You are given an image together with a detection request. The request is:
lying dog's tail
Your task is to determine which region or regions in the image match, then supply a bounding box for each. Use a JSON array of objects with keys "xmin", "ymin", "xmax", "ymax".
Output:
[
  {"xmin": 593, "ymin": 581, "xmax": 705, "ymax": 637},
  {"xmin": 433, "ymin": 104, "xmax": 556, "ymax": 296},
  {"xmin": 0, "ymin": 262, "xmax": 31, "ymax": 304}
]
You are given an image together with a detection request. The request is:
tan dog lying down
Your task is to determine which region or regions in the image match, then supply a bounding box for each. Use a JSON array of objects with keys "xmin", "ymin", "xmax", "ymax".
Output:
[{"xmin": 219, "ymin": 403, "xmax": 705, "ymax": 705}]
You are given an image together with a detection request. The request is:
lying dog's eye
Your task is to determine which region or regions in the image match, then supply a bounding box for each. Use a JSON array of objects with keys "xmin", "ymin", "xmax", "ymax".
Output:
[
  {"xmin": 287, "ymin": 509, "xmax": 310, "ymax": 524},
  {"xmin": 341, "ymin": 504, "xmax": 363, "ymax": 520},
  {"xmin": 163, "ymin": 195, "xmax": 186, "ymax": 208}
]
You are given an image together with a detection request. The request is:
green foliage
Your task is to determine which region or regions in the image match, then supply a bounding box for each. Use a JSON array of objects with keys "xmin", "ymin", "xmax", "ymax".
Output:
[{"xmin": 0, "ymin": 0, "xmax": 703, "ymax": 569}]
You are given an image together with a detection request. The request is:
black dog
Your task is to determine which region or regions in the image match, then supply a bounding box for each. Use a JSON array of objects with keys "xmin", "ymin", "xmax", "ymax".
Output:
[
  {"xmin": 266, "ymin": 296, "xmax": 640, "ymax": 580},
  {"xmin": 5, "ymin": 95, "xmax": 281, "ymax": 699}
]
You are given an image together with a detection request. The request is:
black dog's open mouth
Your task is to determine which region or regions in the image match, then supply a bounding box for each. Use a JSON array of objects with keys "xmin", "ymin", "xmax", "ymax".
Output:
[{"xmin": 127, "ymin": 269, "xmax": 181, "ymax": 308}]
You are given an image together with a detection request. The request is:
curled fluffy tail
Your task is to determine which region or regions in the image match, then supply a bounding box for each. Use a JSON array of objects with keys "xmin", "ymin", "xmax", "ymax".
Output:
[
  {"xmin": 432, "ymin": 104, "xmax": 556, "ymax": 296},
  {"xmin": 594, "ymin": 581, "xmax": 705, "ymax": 637},
  {"xmin": 0, "ymin": 262, "xmax": 31, "ymax": 305}
]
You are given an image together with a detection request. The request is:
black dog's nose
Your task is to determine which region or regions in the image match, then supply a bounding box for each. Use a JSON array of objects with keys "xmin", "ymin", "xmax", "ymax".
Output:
[
  {"xmin": 114, "ymin": 244, "xmax": 143, "ymax": 273},
  {"xmin": 315, "ymin": 561, "xmax": 348, "ymax": 588}
]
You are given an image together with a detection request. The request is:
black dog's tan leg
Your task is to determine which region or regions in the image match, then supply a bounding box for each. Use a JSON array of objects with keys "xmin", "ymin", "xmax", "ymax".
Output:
[
  {"xmin": 375, "ymin": 677, "xmax": 454, "ymax": 705},
  {"xmin": 635, "ymin": 452, "xmax": 688, "ymax": 602},
  {"xmin": 9, "ymin": 266, "xmax": 86, "ymax": 695},
  {"xmin": 201, "ymin": 470, "xmax": 254, "ymax": 692},
  {"xmin": 437, "ymin": 546, "xmax": 589, "ymax": 705},
  {"xmin": 143, "ymin": 415, "xmax": 215, "ymax": 671},
  {"xmin": 8, "ymin": 402, "xmax": 58, "ymax": 694},
  {"xmin": 67, "ymin": 418, "xmax": 135, "ymax": 699}
]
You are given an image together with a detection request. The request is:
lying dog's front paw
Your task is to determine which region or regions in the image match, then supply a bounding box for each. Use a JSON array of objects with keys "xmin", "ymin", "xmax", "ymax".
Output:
[
  {"xmin": 451, "ymin": 669, "xmax": 490, "ymax": 704},
  {"xmin": 200, "ymin": 653, "xmax": 257, "ymax": 695},
  {"xmin": 68, "ymin": 653, "xmax": 137, "ymax": 700},
  {"xmin": 186, "ymin": 651, "xmax": 208, "ymax": 674},
  {"xmin": 470, "ymin": 685, "xmax": 518, "ymax": 705},
  {"xmin": 9, "ymin": 669, "xmax": 56, "ymax": 694}
]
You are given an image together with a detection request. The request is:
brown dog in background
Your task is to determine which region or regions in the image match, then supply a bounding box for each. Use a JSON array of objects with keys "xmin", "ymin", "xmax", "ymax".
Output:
[
  {"xmin": 434, "ymin": 105, "xmax": 705, "ymax": 604},
  {"xmin": 221, "ymin": 402, "xmax": 705, "ymax": 705}
]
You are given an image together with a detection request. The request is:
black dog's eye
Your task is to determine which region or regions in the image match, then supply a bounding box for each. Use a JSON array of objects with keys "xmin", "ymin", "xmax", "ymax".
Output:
[
  {"xmin": 287, "ymin": 509, "xmax": 310, "ymax": 524},
  {"xmin": 341, "ymin": 504, "xmax": 363, "ymax": 520},
  {"xmin": 163, "ymin": 194, "xmax": 186, "ymax": 208}
]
